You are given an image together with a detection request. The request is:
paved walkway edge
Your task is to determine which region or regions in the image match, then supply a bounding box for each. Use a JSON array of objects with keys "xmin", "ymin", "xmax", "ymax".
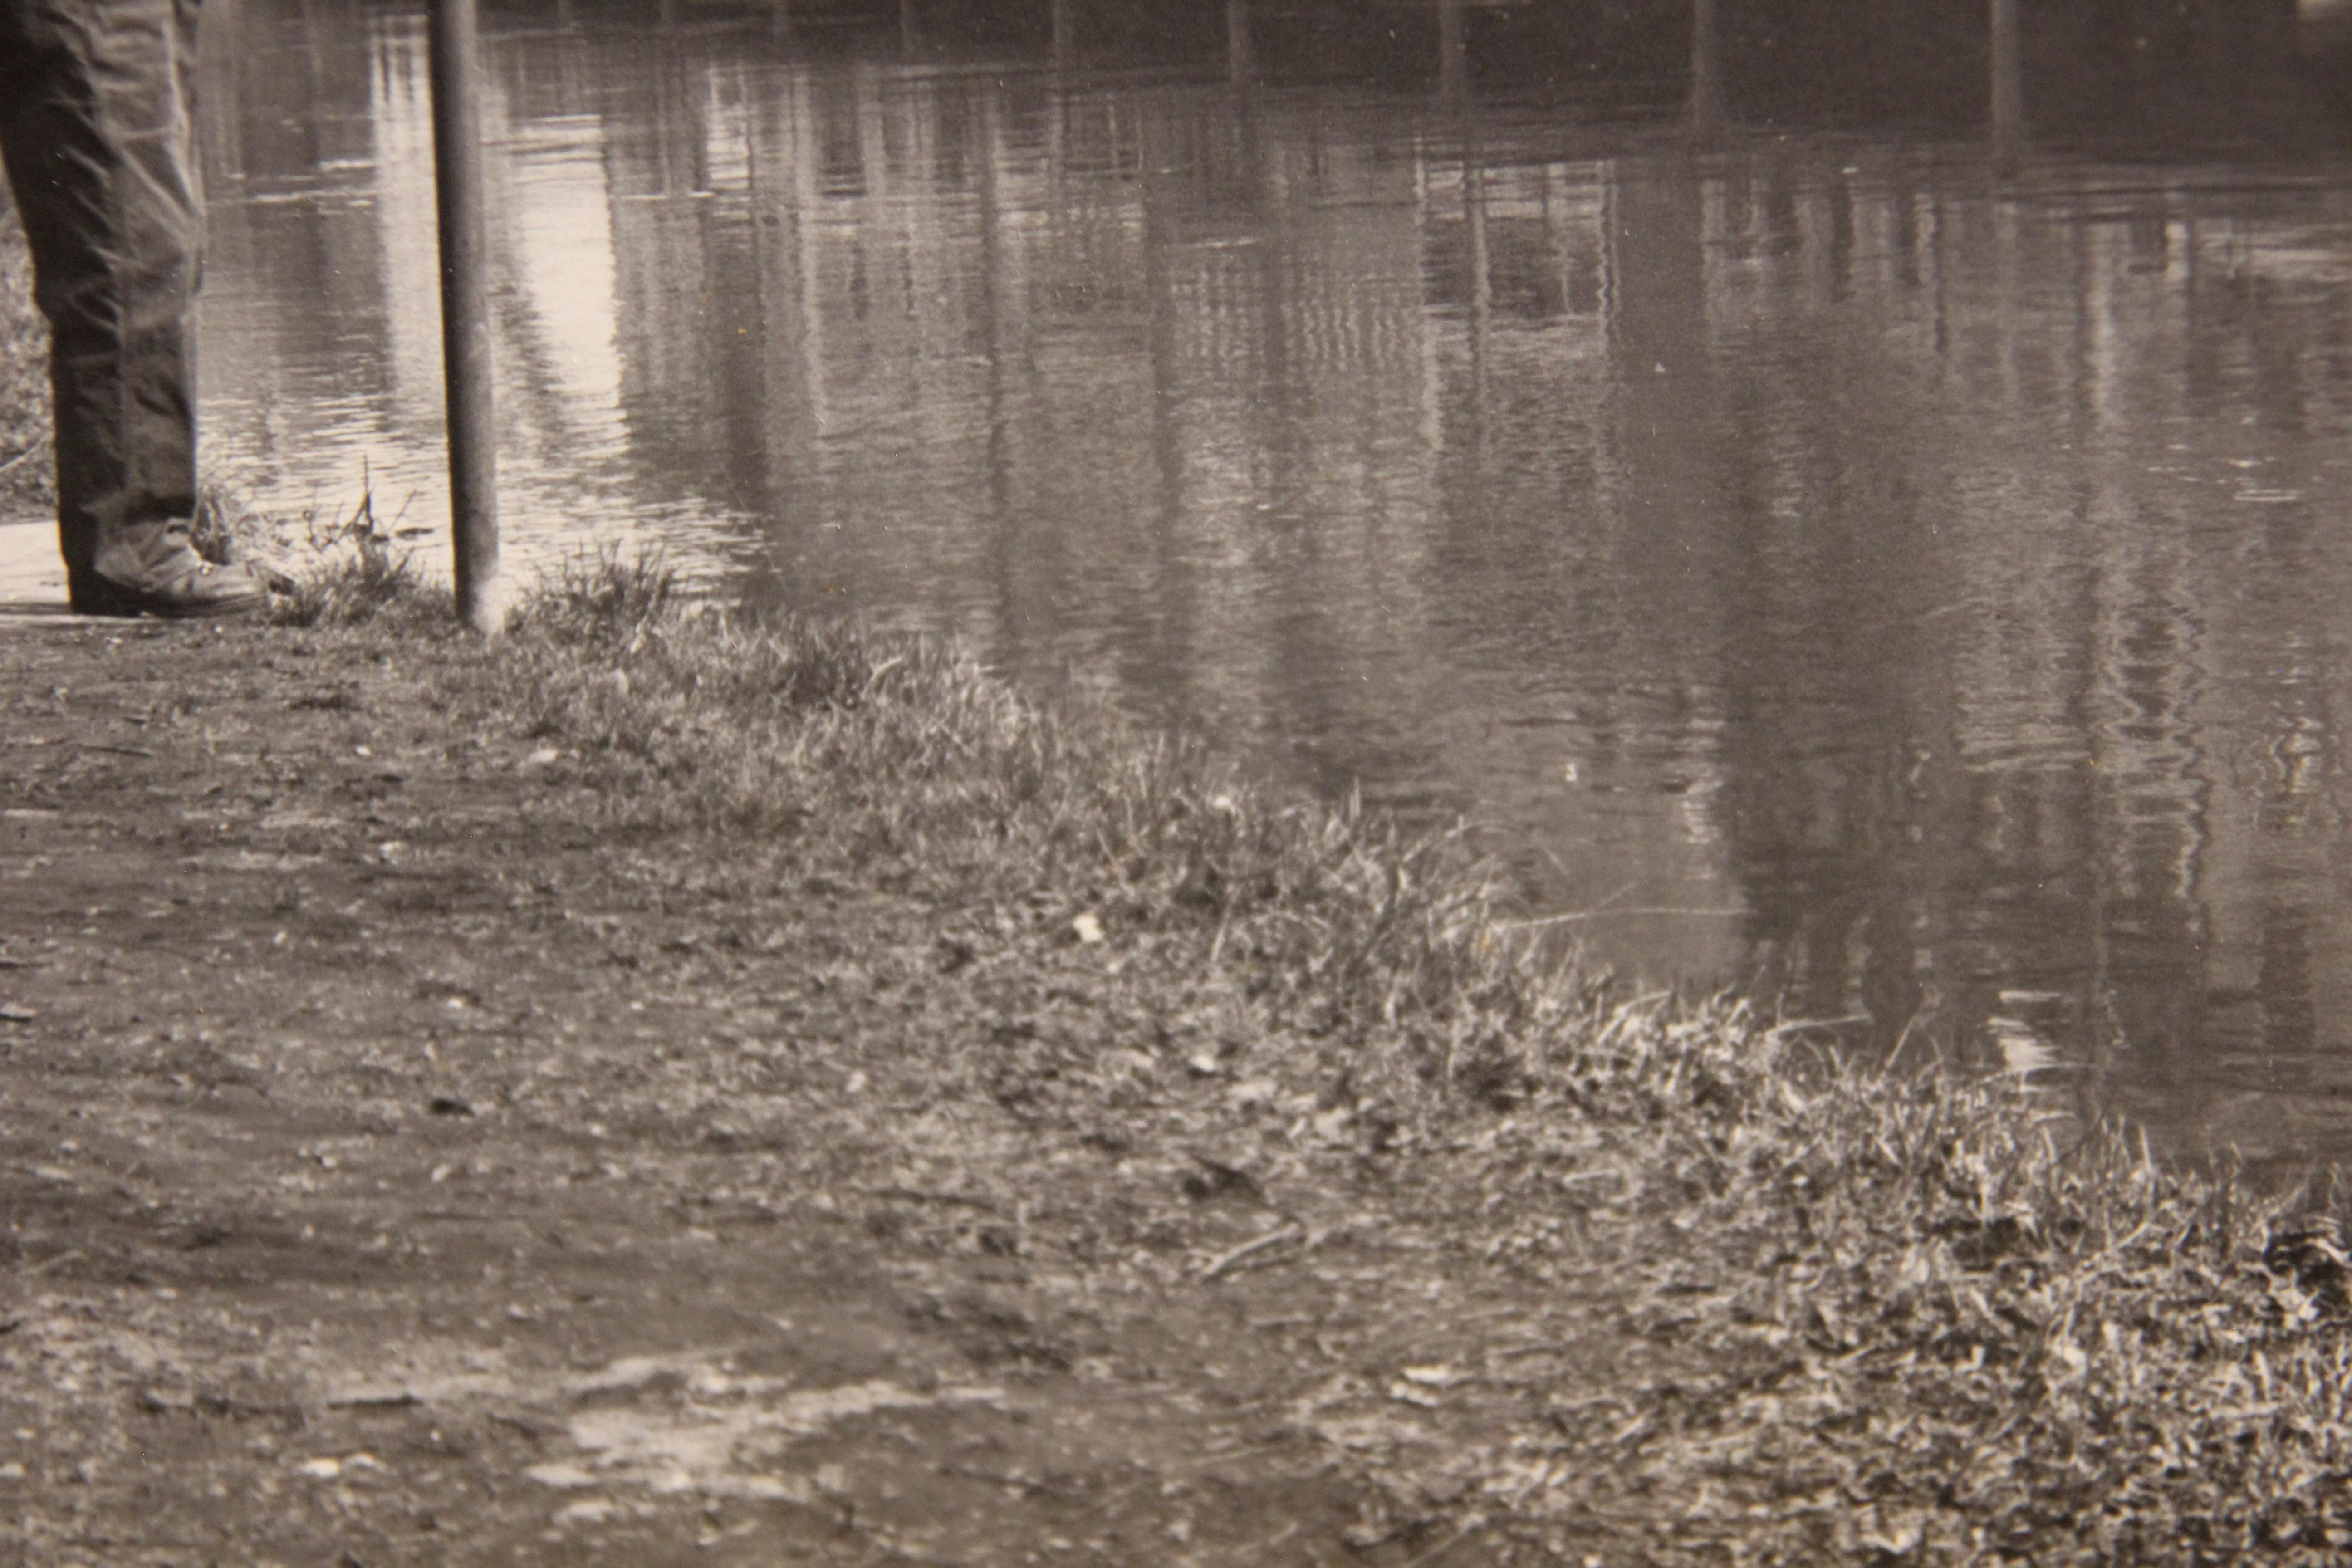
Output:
[{"xmin": 0, "ymin": 519, "xmax": 73, "ymax": 622}]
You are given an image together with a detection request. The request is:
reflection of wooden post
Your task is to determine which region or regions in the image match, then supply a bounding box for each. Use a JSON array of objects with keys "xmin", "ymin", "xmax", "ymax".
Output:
[
  {"xmin": 1052, "ymin": 0, "xmax": 1073, "ymax": 68},
  {"xmin": 1465, "ymin": 129, "xmax": 1490, "ymax": 439},
  {"xmin": 900, "ymin": 0, "xmax": 918, "ymax": 57},
  {"xmin": 1226, "ymin": 0, "xmax": 1254, "ymax": 84},
  {"xmin": 1690, "ymin": 0, "xmax": 1724, "ymax": 137},
  {"xmin": 427, "ymin": 0, "xmax": 500, "ymax": 633},
  {"xmin": 1438, "ymin": 0, "xmax": 1465, "ymax": 107},
  {"xmin": 1991, "ymin": 0, "xmax": 2025, "ymax": 161}
]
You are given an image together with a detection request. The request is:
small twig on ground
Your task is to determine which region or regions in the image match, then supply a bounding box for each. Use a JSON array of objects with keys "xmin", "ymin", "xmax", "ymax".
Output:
[
  {"xmin": 865, "ymin": 1186, "xmax": 1002, "ymax": 1212},
  {"xmin": 1199, "ymin": 1222, "xmax": 1303, "ymax": 1280},
  {"xmin": 937, "ymin": 1463, "xmax": 1054, "ymax": 1494},
  {"xmin": 1498, "ymin": 906, "xmax": 1746, "ymax": 930},
  {"xmin": 1175, "ymin": 1440, "xmax": 1282, "ymax": 1471},
  {"xmin": 1764, "ymin": 1013, "xmax": 1873, "ymax": 1039}
]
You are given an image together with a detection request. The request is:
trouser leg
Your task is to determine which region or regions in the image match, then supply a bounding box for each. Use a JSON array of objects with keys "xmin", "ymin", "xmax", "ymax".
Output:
[{"xmin": 0, "ymin": 0, "xmax": 206, "ymax": 599}]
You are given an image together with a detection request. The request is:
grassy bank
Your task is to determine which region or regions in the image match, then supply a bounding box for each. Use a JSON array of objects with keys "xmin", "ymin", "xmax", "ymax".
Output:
[{"xmin": 263, "ymin": 559, "xmax": 2352, "ymax": 1563}]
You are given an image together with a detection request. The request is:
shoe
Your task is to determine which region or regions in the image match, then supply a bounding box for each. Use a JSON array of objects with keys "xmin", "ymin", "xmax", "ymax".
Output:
[{"xmin": 78, "ymin": 521, "xmax": 269, "ymax": 620}]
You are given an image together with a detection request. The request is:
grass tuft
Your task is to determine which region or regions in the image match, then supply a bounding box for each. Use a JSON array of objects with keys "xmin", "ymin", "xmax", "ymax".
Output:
[
  {"xmin": 268, "ymin": 484, "xmax": 435, "ymax": 629},
  {"xmin": 510, "ymin": 542, "xmax": 681, "ymax": 646}
]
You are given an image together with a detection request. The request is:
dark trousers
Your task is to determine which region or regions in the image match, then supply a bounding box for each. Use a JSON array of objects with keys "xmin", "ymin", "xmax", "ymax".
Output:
[{"xmin": 0, "ymin": 0, "xmax": 205, "ymax": 590}]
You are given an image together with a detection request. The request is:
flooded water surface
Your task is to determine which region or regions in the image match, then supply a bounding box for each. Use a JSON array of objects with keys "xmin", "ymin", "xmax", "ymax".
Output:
[{"xmin": 193, "ymin": 0, "xmax": 2352, "ymax": 1162}]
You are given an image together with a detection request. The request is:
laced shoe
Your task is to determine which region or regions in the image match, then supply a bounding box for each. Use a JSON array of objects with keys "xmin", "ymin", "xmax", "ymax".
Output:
[{"xmin": 78, "ymin": 520, "xmax": 269, "ymax": 620}]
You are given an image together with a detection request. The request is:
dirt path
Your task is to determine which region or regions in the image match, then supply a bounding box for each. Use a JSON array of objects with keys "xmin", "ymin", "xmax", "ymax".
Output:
[{"xmin": 0, "ymin": 617, "xmax": 1589, "ymax": 1568}]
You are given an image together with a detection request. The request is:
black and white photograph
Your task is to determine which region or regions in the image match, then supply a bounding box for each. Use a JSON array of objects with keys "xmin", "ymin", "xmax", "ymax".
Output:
[{"xmin": 5, "ymin": 1, "xmax": 2352, "ymax": 1562}]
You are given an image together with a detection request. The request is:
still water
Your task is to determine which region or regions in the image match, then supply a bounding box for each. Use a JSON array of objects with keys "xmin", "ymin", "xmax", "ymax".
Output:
[{"xmin": 192, "ymin": 0, "xmax": 2352, "ymax": 1162}]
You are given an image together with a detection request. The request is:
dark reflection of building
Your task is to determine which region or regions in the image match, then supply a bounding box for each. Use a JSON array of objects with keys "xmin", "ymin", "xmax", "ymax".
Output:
[{"xmin": 857, "ymin": 0, "xmax": 2351, "ymax": 142}]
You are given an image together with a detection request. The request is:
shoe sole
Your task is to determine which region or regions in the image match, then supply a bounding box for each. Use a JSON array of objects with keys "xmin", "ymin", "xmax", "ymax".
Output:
[{"xmin": 75, "ymin": 576, "xmax": 269, "ymax": 620}]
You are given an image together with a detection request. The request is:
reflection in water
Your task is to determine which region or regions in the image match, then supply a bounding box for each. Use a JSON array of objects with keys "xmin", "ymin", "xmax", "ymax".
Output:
[
  {"xmin": 1990, "ymin": 0, "xmax": 2025, "ymax": 161},
  {"xmin": 190, "ymin": 0, "xmax": 2352, "ymax": 1164}
]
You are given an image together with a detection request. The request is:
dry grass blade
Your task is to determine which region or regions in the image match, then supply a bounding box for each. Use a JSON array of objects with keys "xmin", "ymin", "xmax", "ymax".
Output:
[{"xmin": 1198, "ymin": 1224, "xmax": 1304, "ymax": 1281}]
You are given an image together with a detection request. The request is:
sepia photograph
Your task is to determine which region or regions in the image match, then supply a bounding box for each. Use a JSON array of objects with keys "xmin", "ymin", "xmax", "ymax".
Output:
[{"xmin": 4, "ymin": 0, "xmax": 2352, "ymax": 1561}]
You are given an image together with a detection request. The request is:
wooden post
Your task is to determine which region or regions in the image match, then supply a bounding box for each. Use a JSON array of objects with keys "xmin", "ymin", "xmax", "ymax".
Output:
[
  {"xmin": 1051, "ymin": 0, "xmax": 1073, "ymax": 68},
  {"xmin": 428, "ymin": 0, "xmax": 501, "ymax": 633}
]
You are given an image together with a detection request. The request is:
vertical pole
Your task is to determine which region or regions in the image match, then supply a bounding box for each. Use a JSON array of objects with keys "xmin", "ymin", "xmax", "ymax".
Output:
[
  {"xmin": 1990, "ymin": 0, "xmax": 2026, "ymax": 163},
  {"xmin": 1051, "ymin": 0, "xmax": 1073, "ymax": 68},
  {"xmin": 428, "ymin": 0, "xmax": 501, "ymax": 633}
]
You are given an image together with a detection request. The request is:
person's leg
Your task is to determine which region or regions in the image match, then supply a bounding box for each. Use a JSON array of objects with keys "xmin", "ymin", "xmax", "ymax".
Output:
[{"xmin": 0, "ymin": 0, "xmax": 261, "ymax": 617}]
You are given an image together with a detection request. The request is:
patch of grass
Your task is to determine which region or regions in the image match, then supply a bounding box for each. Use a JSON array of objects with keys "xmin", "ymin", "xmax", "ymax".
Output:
[
  {"xmin": 493, "ymin": 563, "xmax": 1527, "ymax": 1096},
  {"xmin": 426, "ymin": 577, "xmax": 2352, "ymax": 1564},
  {"xmin": 267, "ymin": 484, "xmax": 438, "ymax": 629},
  {"xmin": 0, "ymin": 192, "xmax": 52, "ymax": 517},
  {"xmin": 515, "ymin": 542, "xmax": 681, "ymax": 647},
  {"xmin": 1448, "ymin": 1000, "xmax": 2352, "ymax": 1564}
]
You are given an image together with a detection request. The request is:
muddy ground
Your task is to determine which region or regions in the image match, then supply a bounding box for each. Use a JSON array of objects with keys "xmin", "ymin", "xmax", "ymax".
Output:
[{"xmin": 0, "ymin": 617, "xmax": 1641, "ymax": 1568}]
